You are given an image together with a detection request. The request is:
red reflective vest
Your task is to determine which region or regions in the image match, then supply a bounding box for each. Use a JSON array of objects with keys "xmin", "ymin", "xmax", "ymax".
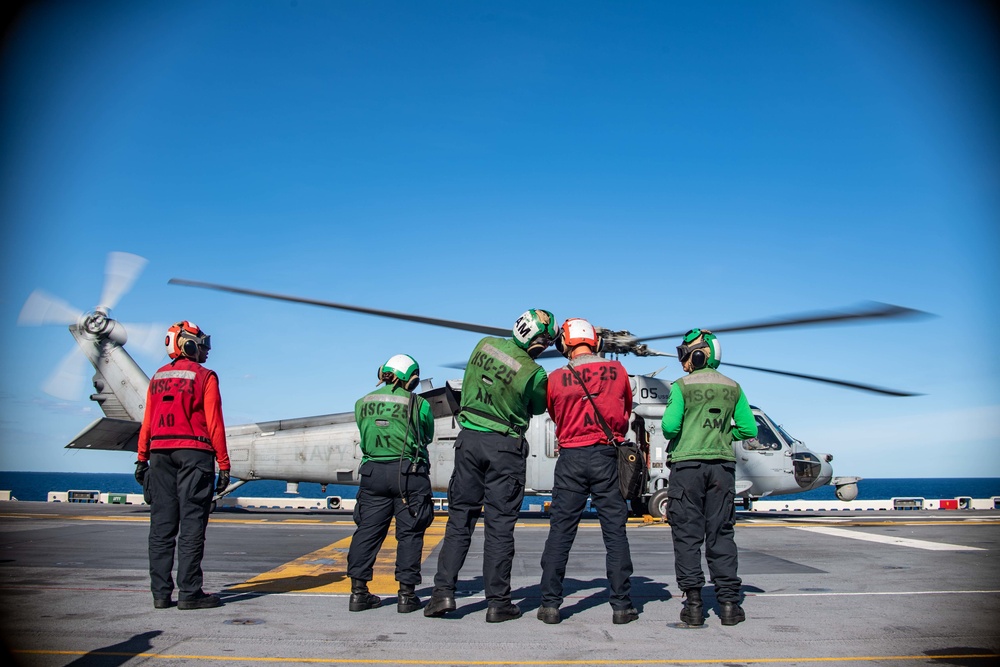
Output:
[
  {"xmin": 546, "ymin": 355, "xmax": 632, "ymax": 449},
  {"xmin": 137, "ymin": 358, "xmax": 230, "ymax": 469}
]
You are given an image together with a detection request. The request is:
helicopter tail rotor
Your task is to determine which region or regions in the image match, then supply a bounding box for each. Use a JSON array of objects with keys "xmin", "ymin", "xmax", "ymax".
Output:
[
  {"xmin": 99, "ymin": 252, "xmax": 148, "ymax": 312},
  {"xmin": 18, "ymin": 289, "xmax": 83, "ymax": 327},
  {"xmin": 18, "ymin": 252, "xmax": 164, "ymax": 400}
]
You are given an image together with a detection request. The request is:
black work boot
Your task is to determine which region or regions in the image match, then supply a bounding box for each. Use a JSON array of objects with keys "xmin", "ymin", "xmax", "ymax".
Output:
[
  {"xmin": 536, "ymin": 606, "xmax": 561, "ymax": 624},
  {"xmin": 612, "ymin": 606, "xmax": 639, "ymax": 625},
  {"xmin": 177, "ymin": 592, "xmax": 221, "ymax": 610},
  {"xmin": 486, "ymin": 602, "xmax": 521, "ymax": 623},
  {"xmin": 679, "ymin": 589, "xmax": 704, "ymax": 626},
  {"xmin": 423, "ymin": 594, "xmax": 457, "ymax": 617},
  {"xmin": 349, "ymin": 578, "xmax": 382, "ymax": 612},
  {"xmin": 397, "ymin": 583, "xmax": 421, "ymax": 614},
  {"xmin": 719, "ymin": 601, "xmax": 746, "ymax": 626},
  {"xmin": 485, "ymin": 602, "xmax": 522, "ymax": 623}
]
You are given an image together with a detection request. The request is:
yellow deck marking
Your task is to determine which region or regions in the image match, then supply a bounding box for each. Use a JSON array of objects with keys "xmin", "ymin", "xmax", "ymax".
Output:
[
  {"xmin": 12, "ymin": 649, "xmax": 1000, "ymax": 664},
  {"xmin": 228, "ymin": 520, "xmax": 446, "ymax": 595}
]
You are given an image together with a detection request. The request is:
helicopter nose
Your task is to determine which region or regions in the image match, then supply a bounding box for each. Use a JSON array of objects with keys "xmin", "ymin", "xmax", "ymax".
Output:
[{"xmin": 792, "ymin": 450, "xmax": 834, "ymax": 489}]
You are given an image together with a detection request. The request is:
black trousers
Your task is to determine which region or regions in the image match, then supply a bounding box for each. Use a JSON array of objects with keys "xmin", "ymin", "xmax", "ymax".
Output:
[
  {"xmin": 346, "ymin": 460, "xmax": 434, "ymax": 585},
  {"xmin": 147, "ymin": 448, "xmax": 216, "ymax": 601},
  {"xmin": 432, "ymin": 429, "xmax": 527, "ymax": 606},
  {"xmin": 539, "ymin": 444, "xmax": 634, "ymax": 610},
  {"xmin": 667, "ymin": 460, "xmax": 742, "ymax": 602}
]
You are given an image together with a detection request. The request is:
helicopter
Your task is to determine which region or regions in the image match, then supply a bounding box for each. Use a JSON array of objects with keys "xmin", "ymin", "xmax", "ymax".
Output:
[{"xmin": 19, "ymin": 252, "xmax": 928, "ymax": 515}]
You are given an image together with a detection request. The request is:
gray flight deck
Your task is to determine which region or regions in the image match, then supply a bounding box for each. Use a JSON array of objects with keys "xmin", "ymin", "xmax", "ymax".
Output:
[{"xmin": 0, "ymin": 501, "xmax": 998, "ymax": 666}]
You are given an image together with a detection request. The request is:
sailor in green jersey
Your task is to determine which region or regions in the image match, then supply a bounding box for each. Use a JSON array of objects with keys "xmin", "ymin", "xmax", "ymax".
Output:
[
  {"xmin": 425, "ymin": 309, "xmax": 556, "ymax": 623},
  {"xmin": 347, "ymin": 354, "xmax": 435, "ymax": 614},
  {"xmin": 661, "ymin": 329, "xmax": 757, "ymax": 628}
]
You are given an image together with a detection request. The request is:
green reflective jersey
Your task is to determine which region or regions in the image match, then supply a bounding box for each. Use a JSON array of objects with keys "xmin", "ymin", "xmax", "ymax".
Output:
[
  {"xmin": 354, "ymin": 385, "xmax": 434, "ymax": 464},
  {"xmin": 459, "ymin": 336, "xmax": 548, "ymax": 437},
  {"xmin": 660, "ymin": 368, "xmax": 757, "ymax": 463}
]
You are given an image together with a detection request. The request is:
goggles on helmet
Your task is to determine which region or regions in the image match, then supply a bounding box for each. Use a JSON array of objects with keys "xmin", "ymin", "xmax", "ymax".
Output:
[{"xmin": 676, "ymin": 328, "xmax": 720, "ymax": 369}]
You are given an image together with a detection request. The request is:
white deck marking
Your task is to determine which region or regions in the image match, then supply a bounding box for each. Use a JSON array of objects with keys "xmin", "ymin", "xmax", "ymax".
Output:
[
  {"xmin": 792, "ymin": 525, "xmax": 985, "ymax": 551},
  {"xmin": 750, "ymin": 589, "xmax": 1000, "ymax": 597}
]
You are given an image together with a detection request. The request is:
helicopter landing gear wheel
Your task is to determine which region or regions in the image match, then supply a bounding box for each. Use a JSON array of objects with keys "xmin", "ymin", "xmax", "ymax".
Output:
[{"xmin": 648, "ymin": 487, "xmax": 670, "ymax": 521}]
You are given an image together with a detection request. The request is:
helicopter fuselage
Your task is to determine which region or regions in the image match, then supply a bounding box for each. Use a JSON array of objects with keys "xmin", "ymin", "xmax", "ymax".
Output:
[{"xmin": 68, "ymin": 326, "xmax": 839, "ymax": 511}]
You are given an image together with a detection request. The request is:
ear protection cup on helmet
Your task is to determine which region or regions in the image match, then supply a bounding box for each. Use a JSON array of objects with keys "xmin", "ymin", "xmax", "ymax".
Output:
[
  {"xmin": 166, "ymin": 321, "xmax": 209, "ymax": 360},
  {"xmin": 404, "ymin": 374, "xmax": 419, "ymax": 392},
  {"xmin": 182, "ymin": 339, "xmax": 200, "ymax": 358},
  {"xmin": 677, "ymin": 328, "xmax": 719, "ymax": 370},
  {"xmin": 554, "ymin": 331, "xmax": 566, "ymax": 357}
]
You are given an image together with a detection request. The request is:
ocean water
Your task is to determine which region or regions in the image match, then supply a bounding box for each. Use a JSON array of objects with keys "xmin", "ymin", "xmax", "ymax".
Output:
[
  {"xmin": 1, "ymin": 470, "xmax": 999, "ymax": 504},
  {"xmin": 0, "ymin": 471, "xmax": 360, "ymax": 503}
]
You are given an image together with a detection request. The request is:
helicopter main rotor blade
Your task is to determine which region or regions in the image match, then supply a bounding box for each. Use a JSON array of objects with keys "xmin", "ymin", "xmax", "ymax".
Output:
[
  {"xmin": 717, "ymin": 360, "xmax": 920, "ymax": 397},
  {"xmin": 169, "ymin": 278, "xmax": 511, "ymax": 337},
  {"xmin": 538, "ymin": 348, "xmax": 916, "ymax": 395},
  {"xmin": 634, "ymin": 302, "xmax": 933, "ymax": 344}
]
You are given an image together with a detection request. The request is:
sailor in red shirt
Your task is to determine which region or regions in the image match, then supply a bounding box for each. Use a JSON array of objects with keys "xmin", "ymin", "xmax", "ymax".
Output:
[
  {"xmin": 537, "ymin": 318, "xmax": 638, "ymax": 625},
  {"xmin": 135, "ymin": 321, "xmax": 230, "ymax": 610}
]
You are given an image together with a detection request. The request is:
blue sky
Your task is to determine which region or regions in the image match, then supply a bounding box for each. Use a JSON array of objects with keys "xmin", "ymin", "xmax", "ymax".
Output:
[{"xmin": 1, "ymin": 0, "xmax": 997, "ymax": 479}]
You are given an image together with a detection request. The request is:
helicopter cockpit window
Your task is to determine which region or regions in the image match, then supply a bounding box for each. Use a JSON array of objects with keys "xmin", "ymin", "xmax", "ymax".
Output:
[
  {"xmin": 774, "ymin": 422, "xmax": 801, "ymax": 447},
  {"xmin": 742, "ymin": 416, "xmax": 782, "ymax": 451}
]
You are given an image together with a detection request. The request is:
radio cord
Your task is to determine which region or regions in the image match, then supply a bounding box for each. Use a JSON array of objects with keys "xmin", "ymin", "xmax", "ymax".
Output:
[{"xmin": 397, "ymin": 389, "xmax": 418, "ymax": 518}]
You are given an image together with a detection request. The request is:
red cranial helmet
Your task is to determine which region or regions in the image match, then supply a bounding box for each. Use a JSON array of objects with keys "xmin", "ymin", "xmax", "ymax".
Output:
[
  {"xmin": 555, "ymin": 318, "xmax": 601, "ymax": 357},
  {"xmin": 165, "ymin": 321, "xmax": 211, "ymax": 360}
]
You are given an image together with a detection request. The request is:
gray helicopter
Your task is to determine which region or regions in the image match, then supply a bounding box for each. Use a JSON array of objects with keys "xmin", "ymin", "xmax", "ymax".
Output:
[{"xmin": 20, "ymin": 253, "xmax": 928, "ymax": 515}]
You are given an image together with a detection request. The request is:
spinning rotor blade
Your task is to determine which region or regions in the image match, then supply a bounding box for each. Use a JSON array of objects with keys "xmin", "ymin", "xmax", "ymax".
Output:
[
  {"xmin": 634, "ymin": 302, "xmax": 932, "ymax": 344},
  {"xmin": 122, "ymin": 322, "xmax": 169, "ymax": 358},
  {"xmin": 452, "ymin": 349, "xmax": 916, "ymax": 395},
  {"xmin": 169, "ymin": 278, "xmax": 510, "ymax": 337},
  {"xmin": 18, "ymin": 290, "xmax": 83, "ymax": 326},
  {"xmin": 717, "ymin": 360, "xmax": 921, "ymax": 397},
  {"xmin": 99, "ymin": 252, "xmax": 148, "ymax": 311},
  {"xmin": 42, "ymin": 346, "xmax": 89, "ymax": 401}
]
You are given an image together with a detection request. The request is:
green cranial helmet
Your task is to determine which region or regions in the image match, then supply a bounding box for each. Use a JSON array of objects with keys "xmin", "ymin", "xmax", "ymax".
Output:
[
  {"xmin": 512, "ymin": 309, "xmax": 557, "ymax": 357},
  {"xmin": 378, "ymin": 353, "xmax": 420, "ymax": 390},
  {"xmin": 677, "ymin": 329, "xmax": 722, "ymax": 370}
]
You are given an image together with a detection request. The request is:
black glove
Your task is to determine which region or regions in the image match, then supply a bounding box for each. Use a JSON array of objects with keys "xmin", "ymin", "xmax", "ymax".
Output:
[
  {"xmin": 134, "ymin": 460, "xmax": 149, "ymax": 486},
  {"xmin": 215, "ymin": 469, "xmax": 230, "ymax": 494}
]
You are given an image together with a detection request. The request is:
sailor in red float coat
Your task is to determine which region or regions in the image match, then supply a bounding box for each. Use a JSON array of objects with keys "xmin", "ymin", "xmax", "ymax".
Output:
[
  {"xmin": 546, "ymin": 356, "xmax": 632, "ymax": 449},
  {"xmin": 138, "ymin": 357, "xmax": 230, "ymax": 470},
  {"xmin": 537, "ymin": 318, "xmax": 638, "ymax": 626},
  {"xmin": 134, "ymin": 321, "xmax": 229, "ymax": 611}
]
